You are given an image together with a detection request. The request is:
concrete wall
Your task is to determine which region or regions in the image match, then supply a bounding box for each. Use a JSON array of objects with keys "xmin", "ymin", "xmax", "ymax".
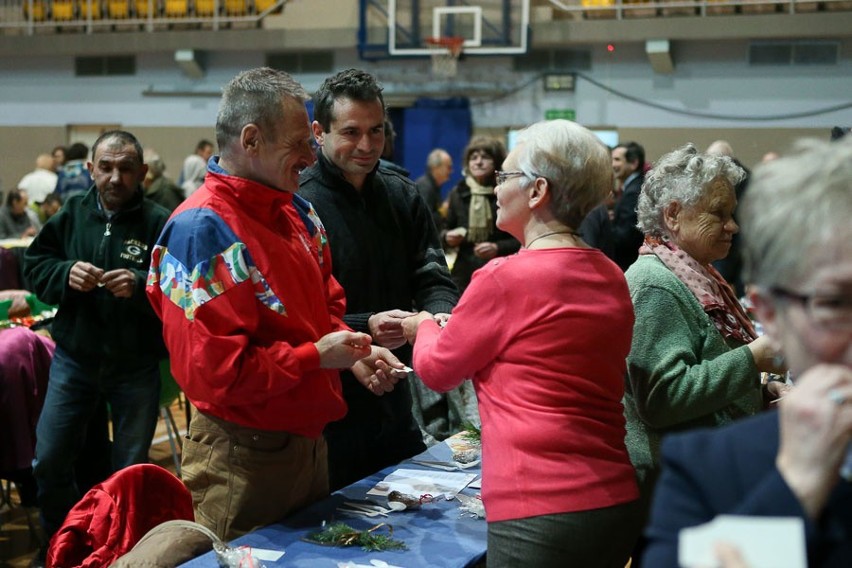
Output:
[{"xmin": 0, "ymin": 35, "xmax": 849, "ymax": 188}]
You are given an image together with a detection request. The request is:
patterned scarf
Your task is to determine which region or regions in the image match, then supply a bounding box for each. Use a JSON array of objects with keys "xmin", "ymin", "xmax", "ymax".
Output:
[
  {"xmin": 639, "ymin": 236, "xmax": 757, "ymax": 344},
  {"xmin": 465, "ymin": 175, "xmax": 494, "ymax": 244}
]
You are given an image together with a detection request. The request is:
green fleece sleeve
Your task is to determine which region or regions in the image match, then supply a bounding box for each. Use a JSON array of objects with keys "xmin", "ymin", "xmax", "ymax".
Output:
[
  {"xmin": 627, "ymin": 279, "xmax": 760, "ymax": 430},
  {"xmin": 23, "ymin": 211, "xmax": 76, "ymax": 306}
]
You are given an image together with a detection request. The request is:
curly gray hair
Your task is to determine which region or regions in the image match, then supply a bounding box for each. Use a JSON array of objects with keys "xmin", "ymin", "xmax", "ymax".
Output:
[{"xmin": 636, "ymin": 143, "xmax": 745, "ymax": 237}]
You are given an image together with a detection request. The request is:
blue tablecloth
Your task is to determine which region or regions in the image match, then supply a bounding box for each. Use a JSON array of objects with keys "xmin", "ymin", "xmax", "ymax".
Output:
[{"xmin": 180, "ymin": 440, "xmax": 486, "ymax": 567}]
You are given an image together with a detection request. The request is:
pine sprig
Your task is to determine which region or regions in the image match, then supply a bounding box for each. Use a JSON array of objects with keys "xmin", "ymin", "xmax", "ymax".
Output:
[
  {"xmin": 460, "ymin": 421, "xmax": 481, "ymax": 443},
  {"xmin": 304, "ymin": 522, "xmax": 407, "ymax": 552}
]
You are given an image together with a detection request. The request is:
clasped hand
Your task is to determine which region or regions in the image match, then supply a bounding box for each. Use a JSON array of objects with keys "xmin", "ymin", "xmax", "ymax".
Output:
[
  {"xmin": 316, "ymin": 331, "xmax": 408, "ymax": 397},
  {"xmin": 368, "ymin": 309, "xmax": 417, "ymax": 350},
  {"xmin": 352, "ymin": 346, "xmax": 409, "ymax": 396},
  {"xmin": 69, "ymin": 261, "xmax": 136, "ymax": 298},
  {"xmin": 401, "ymin": 311, "xmax": 449, "ymax": 344}
]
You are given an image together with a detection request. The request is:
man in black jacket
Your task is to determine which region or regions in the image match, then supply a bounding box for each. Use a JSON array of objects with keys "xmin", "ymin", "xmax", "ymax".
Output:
[
  {"xmin": 24, "ymin": 130, "xmax": 169, "ymax": 560},
  {"xmin": 300, "ymin": 69, "xmax": 459, "ymax": 490},
  {"xmin": 611, "ymin": 141, "xmax": 646, "ymax": 271}
]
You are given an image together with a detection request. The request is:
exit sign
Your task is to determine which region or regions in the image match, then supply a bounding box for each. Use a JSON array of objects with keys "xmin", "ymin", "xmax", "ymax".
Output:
[{"xmin": 545, "ymin": 109, "xmax": 576, "ymax": 121}]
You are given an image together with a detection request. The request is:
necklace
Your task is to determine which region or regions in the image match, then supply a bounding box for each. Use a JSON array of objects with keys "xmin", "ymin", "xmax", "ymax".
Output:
[{"xmin": 525, "ymin": 230, "xmax": 579, "ymax": 249}]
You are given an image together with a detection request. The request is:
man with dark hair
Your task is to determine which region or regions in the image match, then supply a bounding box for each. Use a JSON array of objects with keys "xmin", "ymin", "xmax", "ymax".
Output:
[
  {"xmin": 54, "ymin": 142, "xmax": 93, "ymax": 200},
  {"xmin": 300, "ymin": 68, "xmax": 459, "ymax": 490},
  {"xmin": 24, "ymin": 130, "xmax": 170, "ymax": 565},
  {"xmin": 379, "ymin": 117, "xmax": 410, "ymax": 177},
  {"xmin": 0, "ymin": 188, "xmax": 41, "ymax": 238},
  {"xmin": 52, "ymin": 146, "xmax": 66, "ymax": 172},
  {"xmin": 147, "ymin": 67, "xmax": 404, "ymax": 540},
  {"xmin": 39, "ymin": 192, "xmax": 63, "ymax": 221},
  {"xmin": 178, "ymin": 138, "xmax": 214, "ymax": 197},
  {"xmin": 611, "ymin": 141, "xmax": 646, "ymax": 271}
]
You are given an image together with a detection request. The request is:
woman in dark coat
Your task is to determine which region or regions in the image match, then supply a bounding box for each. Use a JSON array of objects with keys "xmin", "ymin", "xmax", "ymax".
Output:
[{"xmin": 444, "ymin": 136, "xmax": 520, "ymax": 292}]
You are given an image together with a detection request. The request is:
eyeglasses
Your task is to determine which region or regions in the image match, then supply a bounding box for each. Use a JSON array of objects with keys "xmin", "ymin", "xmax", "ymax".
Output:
[
  {"xmin": 771, "ymin": 286, "xmax": 852, "ymax": 330},
  {"xmin": 495, "ymin": 170, "xmax": 528, "ymax": 186}
]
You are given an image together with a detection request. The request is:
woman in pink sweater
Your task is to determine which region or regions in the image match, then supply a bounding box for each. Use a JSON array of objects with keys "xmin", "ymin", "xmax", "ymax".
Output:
[{"xmin": 402, "ymin": 120, "xmax": 641, "ymax": 567}]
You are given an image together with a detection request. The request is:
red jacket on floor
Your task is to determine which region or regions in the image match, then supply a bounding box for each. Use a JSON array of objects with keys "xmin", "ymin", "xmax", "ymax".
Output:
[{"xmin": 47, "ymin": 464, "xmax": 193, "ymax": 568}]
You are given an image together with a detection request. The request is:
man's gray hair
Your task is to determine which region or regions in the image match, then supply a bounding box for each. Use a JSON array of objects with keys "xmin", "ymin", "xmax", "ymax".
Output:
[
  {"xmin": 426, "ymin": 148, "xmax": 449, "ymax": 169},
  {"xmin": 741, "ymin": 137, "xmax": 852, "ymax": 289},
  {"xmin": 636, "ymin": 143, "xmax": 745, "ymax": 237},
  {"xmin": 514, "ymin": 120, "xmax": 611, "ymax": 229},
  {"xmin": 145, "ymin": 150, "xmax": 167, "ymax": 177},
  {"xmin": 216, "ymin": 67, "xmax": 309, "ymax": 151}
]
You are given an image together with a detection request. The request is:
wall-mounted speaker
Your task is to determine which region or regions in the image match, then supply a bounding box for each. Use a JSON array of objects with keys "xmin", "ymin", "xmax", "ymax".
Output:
[
  {"xmin": 646, "ymin": 39, "xmax": 674, "ymax": 75},
  {"xmin": 175, "ymin": 49, "xmax": 205, "ymax": 79}
]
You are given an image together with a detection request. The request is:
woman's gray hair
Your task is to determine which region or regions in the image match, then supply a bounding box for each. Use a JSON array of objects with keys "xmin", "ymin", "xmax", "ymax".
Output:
[
  {"xmin": 514, "ymin": 119, "xmax": 611, "ymax": 229},
  {"xmin": 216, "ymin": 67, "xmax": 309, "ymax": 152},
  {"xmin": 637, "ymin": 143, "xmax": 745, "ymax": 237},
  {"xmin": 741, "ymin": 137, "xmax": 852, "ymax": 289}
]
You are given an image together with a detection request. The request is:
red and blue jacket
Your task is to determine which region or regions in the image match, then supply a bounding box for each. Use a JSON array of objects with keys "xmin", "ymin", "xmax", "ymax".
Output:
[{"xmin": 146, "ymin": 163, "xmax": 349, "ymax": 437}]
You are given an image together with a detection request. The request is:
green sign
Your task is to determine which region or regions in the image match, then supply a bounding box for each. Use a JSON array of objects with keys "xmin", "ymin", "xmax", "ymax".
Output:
[{"xmin": 545, "ymin": 109, "xmax": 576, "ymax": 121}]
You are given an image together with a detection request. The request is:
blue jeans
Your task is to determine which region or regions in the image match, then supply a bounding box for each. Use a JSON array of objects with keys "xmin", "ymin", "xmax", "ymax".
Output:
[{"xmin": 33, "ymin": 345, "xmax": 161, "ymax": 537}]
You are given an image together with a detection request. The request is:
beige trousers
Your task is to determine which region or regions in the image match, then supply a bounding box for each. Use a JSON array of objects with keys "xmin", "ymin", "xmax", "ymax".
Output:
[{"xmin": 181, "ymin": 408, "xmax": 328, "ymax": 541}]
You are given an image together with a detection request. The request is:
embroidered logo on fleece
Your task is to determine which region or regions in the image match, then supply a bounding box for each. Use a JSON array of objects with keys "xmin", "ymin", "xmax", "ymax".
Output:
[{"xmin": 120, "ymin": 239, "xmax": 148, "ymax": 264}]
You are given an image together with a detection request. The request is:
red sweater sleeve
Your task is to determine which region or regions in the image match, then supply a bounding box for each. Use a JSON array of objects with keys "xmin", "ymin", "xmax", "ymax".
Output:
[{"xmin": 413, "ymin": 268, "xmax": 512, "ymax": 391}]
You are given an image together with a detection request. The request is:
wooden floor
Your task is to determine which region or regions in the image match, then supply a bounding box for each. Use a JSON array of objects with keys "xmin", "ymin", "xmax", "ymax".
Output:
[{"xmin": 0, "ymin": 399, "xmax": 188, "ymax": 568}]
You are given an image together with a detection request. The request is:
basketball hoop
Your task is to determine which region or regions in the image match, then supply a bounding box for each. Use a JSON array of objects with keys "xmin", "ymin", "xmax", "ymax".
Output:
[{"xmin": 425, "ymin": 36, "xmax": 465, "ymax": 78}]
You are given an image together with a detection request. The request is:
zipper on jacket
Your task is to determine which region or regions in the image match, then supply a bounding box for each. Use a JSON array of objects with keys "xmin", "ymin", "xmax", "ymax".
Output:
[{"xmin": 97, "ymin": 221, "xmax": 112, "ymax": 268}]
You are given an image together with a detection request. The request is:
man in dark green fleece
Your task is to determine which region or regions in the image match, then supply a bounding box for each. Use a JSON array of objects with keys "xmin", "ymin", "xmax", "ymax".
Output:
[{"xmin": 24, "ymin": 130, "xmax": 170, "ymax": 564}]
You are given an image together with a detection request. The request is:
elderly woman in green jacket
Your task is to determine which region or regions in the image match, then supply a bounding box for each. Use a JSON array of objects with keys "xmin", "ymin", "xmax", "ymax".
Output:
[{"xmin": 622, "ymin": 144, "xmax": 787, "ymax": 527}]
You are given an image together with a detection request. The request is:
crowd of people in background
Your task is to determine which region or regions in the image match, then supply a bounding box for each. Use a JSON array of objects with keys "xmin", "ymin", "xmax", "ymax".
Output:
[{"xmin": 1, "ymin": 66, "xmax": 849, "ymax": 568}]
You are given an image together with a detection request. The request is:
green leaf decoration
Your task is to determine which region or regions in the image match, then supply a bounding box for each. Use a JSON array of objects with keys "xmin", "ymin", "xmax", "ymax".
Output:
[
  {"xmin": 461, "ymin": 421, "xmax": 481, "ymax": 443},
  {"xmin": 304, "ymin": 522, "xmax": 407, "ymax": 552}
]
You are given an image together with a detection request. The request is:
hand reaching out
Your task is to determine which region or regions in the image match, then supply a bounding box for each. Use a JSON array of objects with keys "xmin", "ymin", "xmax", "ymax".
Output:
[
  {"xmin": 368, "ymin": 309, "xmax": 417, "ymax": 350},
  {"xmin": 316, "ymin": 331, "xmax": 372, "ymax": 369},
  {"xmin": 351, "ymin": 345, "xmax": 408, "ymax": 396},
  {"xmin": 748, "ymin": 335, "xmax": 787, "ymax": 375},
  {"xmin": 433, "ymin": 312, "xmax": 451, "ymax": 327},
  {"xmin": 401, "ymin": 311, "xmax": 435, "ymax": 345}
]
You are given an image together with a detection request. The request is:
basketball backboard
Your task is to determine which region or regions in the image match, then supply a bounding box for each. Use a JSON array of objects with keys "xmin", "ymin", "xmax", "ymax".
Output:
[{"xmin": 386, "ymin": 0, "xmax": 529, "ymax": 56}]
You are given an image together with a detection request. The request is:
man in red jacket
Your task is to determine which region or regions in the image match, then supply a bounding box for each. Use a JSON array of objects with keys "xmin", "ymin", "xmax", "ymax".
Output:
[{"xmin": 146, "ymin": 67, "xmax": 405, "ymax": 540}]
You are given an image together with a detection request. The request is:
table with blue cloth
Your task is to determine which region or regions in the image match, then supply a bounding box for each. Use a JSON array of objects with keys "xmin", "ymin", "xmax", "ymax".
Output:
[{"xmin": 180, "ymin": 439, "xmax": 486, "ymax": 567}]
